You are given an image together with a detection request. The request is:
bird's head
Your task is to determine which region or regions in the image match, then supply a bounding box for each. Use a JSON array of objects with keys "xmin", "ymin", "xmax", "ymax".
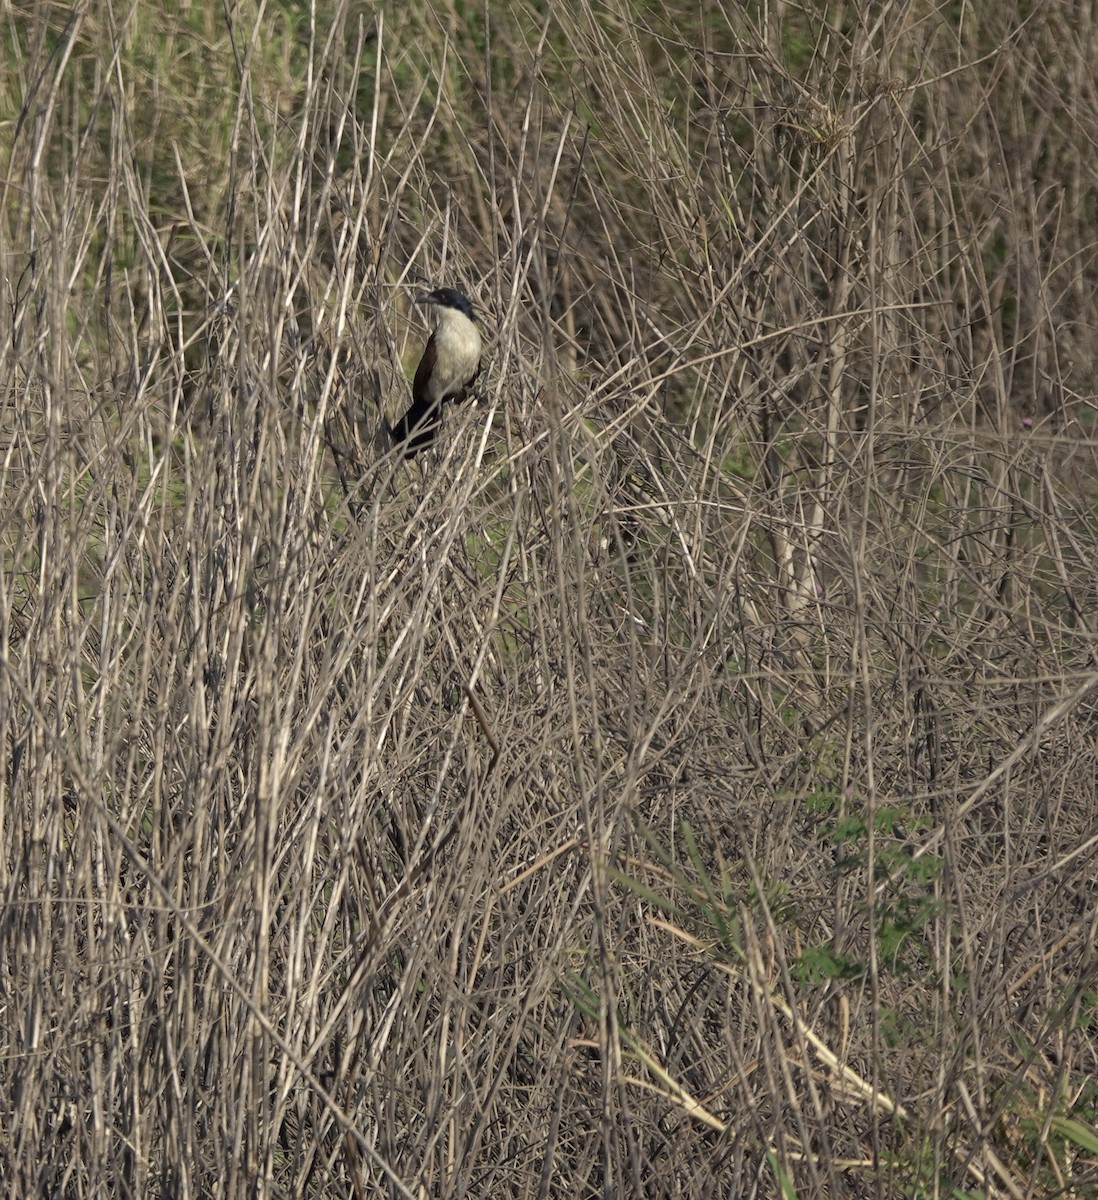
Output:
[{"xmin": 417, "ymin": 287, "xmax": 476, "ymax": 322}]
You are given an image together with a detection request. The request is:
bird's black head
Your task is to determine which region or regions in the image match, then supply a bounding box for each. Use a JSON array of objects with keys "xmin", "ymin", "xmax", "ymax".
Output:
[{"xmin": 418, "ymin": 287, "xmax": 476, "ymax": 321}]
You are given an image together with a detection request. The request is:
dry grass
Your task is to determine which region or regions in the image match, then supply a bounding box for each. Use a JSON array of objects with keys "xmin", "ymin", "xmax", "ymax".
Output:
[{"xmin": 2, "ymin": 0, "xmax": 1097, "ymax": 1196}]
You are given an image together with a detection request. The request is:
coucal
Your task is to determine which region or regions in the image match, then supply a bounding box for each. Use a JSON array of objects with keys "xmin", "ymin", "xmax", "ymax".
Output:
[{"xmin": 390, "ymin": 287, "xmax": 482, "ymax": 457}]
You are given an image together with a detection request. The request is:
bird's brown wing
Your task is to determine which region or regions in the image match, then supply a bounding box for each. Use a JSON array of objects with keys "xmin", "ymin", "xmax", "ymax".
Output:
[{"xmin": 412, "ymin": 331, "xmax": 438, "ymax": 406}]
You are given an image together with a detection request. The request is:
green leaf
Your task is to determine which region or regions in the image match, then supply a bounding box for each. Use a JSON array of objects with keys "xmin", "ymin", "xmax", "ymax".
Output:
[{"xmin": 1049, "ymin": 1115, "xmax": 1098, "ymax": 1154}]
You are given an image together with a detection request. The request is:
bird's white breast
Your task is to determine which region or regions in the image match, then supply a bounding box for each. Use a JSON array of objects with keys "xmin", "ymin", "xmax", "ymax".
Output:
[{"xmin": 428, "ymin": 308, "xmax": 482, "ymax": 404}]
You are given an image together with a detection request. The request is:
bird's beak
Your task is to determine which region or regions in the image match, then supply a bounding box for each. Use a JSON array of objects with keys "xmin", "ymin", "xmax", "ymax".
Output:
[{"xmin": 415, "ymin": 290, "xmax": 438, "ymax": 307}]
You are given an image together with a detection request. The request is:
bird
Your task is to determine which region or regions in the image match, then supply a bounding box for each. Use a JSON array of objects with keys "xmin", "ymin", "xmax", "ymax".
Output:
[{"xmin": 389, "ymin": 287, "xmax": 482, "ymax": 457}]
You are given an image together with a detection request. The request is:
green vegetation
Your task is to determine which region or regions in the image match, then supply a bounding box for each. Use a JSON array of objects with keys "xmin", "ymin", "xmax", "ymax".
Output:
[{"xmin": 2, "ymin": 0, "xmax": 1097, "ymax": 1196}]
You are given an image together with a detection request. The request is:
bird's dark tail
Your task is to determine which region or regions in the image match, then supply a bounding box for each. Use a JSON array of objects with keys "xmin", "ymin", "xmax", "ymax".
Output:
[{"xmin": 389, "ymin": 396, "xmax": 442, "ymax": 457}]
